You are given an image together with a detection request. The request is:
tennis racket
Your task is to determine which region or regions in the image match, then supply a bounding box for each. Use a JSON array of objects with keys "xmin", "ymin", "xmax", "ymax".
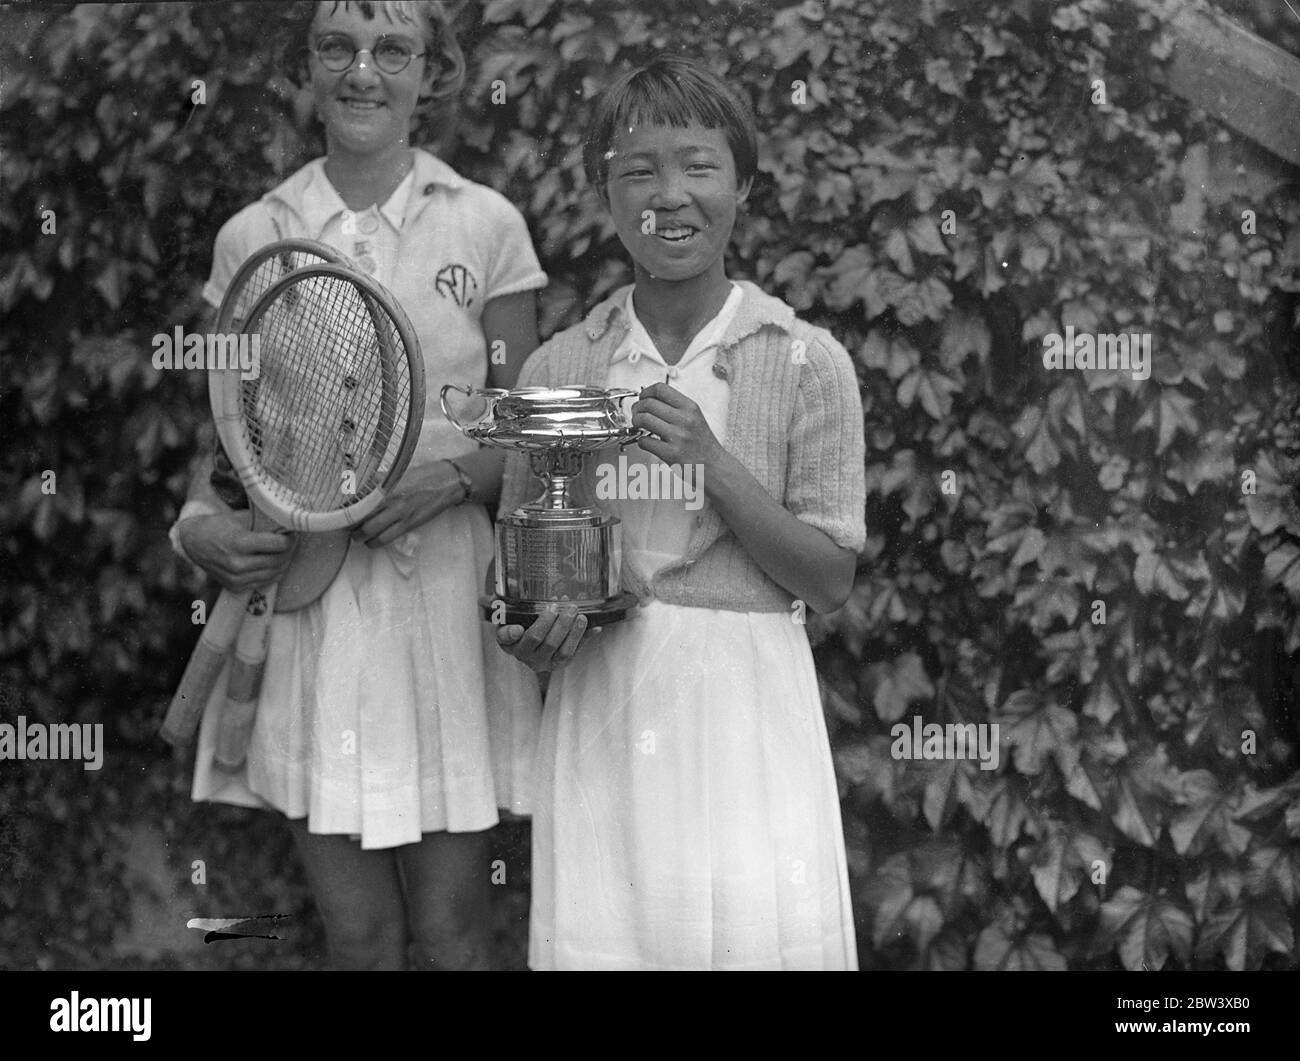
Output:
[
  {"xmin": 211, "ymin": 263, "xmax": 425, "ymax": 767},
  {"xmin": 160, "ymin": 239, "xmax": 350, "ymax": 750}
]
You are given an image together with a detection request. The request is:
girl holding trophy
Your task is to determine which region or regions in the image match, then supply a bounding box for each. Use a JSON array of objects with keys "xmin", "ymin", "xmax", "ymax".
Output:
[{"xmin": 495, "ymin": 57, "xmax": 866, "ymax": 970}]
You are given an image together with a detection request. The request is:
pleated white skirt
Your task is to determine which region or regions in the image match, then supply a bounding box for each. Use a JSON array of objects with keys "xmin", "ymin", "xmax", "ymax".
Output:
[
  {"xmin": 190, "ymin": 500, "xmax": 542, "ymax": 850},
  {"xmin": 528, "ymin": 599, "xmax": 858, "ymax": 970}
]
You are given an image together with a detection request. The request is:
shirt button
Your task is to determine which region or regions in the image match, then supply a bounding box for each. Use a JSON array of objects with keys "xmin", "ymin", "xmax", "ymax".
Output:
[
  {"xmin": 357, "ymin": 255, "xmax": 378, "ymax": 274},
  {"xmin": 359, "ymin": 213, "xmax": 380, "ymax": 235}
]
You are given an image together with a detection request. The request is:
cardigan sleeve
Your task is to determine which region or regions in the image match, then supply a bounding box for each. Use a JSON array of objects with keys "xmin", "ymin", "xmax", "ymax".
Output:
[{"xmin": 784, "ymin": 324, "xmax": 867, "ymax": 553}]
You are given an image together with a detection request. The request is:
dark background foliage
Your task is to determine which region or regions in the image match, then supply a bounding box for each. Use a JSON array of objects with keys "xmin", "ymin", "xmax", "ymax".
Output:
[{"xmin": 1, "ymin": 0, "xmax": 1298, "ymax": 970}]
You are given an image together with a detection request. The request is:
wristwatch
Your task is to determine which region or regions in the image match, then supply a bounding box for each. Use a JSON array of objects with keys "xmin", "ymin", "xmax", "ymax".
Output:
[{"xmin": 446, "ymin": 459, "xmax": 473, "ymax": 504}]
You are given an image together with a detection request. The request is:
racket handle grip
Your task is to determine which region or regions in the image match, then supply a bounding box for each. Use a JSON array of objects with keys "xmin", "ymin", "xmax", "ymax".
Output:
[
  {"xmin": 216, "ymin": 585, "xmax": 278, "ymax": 769},
  {"xmin": 161, "ymin": 588, "xmax": 252, "ymax": 747}
]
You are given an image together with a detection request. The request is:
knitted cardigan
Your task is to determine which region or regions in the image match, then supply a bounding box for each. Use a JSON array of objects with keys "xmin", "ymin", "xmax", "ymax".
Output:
[{"xmin": 498, "ymin": 280, "xmax": 867, "ymax": 614}]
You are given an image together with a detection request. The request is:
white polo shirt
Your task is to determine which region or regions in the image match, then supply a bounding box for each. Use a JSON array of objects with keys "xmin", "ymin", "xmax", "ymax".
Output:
[
  {"xmin": 606, "ymin": 283, "xmax": 743, "ymax": 575},
  {"xmin": 203, "ymin": 149, "xmax": 548, "ymax": 468}
]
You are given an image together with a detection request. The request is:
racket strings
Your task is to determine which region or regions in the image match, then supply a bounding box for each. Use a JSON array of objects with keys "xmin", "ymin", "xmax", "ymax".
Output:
[
  {"xmin": 240, "ymin": 273, "xmax": 412, "ymax": 512},
  {"xmin": 229, "ymin": 250, "xmax": 330, "ymax": 331}
]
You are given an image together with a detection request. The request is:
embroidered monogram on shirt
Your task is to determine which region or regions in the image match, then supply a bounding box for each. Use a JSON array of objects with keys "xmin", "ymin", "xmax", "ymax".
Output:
[{"xmin": 434, "ymin": 263, "xmax": 478, "ymax": 308}]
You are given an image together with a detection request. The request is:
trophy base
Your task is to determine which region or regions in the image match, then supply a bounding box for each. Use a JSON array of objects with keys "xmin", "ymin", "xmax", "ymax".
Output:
[{"xmin": 479, "ymin": 591, "xmax": 639, "ymax": 628}]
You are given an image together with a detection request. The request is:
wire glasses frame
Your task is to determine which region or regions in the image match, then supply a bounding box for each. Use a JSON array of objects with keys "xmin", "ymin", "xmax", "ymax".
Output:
[{"xmin": 310, "ymin": 34, "xmax": 430, "ymax": 75}]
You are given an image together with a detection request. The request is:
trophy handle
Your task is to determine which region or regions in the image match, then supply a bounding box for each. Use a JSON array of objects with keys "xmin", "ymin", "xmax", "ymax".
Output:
[
  {"xmin": 441, "ymin": 384, "xmax": 504, "ymax": 435},
  {"xmin": 608, "ymin": 389, "xmax": 652, "ymax": 448}
]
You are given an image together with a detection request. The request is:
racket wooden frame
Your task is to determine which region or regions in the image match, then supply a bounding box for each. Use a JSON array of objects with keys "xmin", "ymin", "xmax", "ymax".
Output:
[
  {"xmin": 211, "ymin": 264, "xmax": 425, "ymax": 768},
  {"xmin": 214, "ymin": 262, "xmax": 425, "ymax": 533},
  {"xmin": 161, "ymin": 240, "xmax": 349, "ymax": 750}
]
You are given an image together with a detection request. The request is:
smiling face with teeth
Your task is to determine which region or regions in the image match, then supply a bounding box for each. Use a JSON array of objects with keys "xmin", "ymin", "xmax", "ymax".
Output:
[
  {"xmin": 307, "ymin": 2, "xmax": 436, "ymax": 160},
  {"xmin": 604, "ymin": 122, "xmax": 752, "ymax": 291}
]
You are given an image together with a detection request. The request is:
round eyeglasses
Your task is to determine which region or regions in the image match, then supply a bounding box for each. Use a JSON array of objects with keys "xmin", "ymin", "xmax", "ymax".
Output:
[{"xmin": 312, "ymin": 34, "xmax": 429, "ymax": 75}]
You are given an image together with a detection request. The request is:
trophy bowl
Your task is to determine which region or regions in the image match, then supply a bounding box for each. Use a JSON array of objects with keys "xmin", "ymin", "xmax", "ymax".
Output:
[{"xmin": 441, "ymin": 384, "xmax": 646, "ymax": 625}]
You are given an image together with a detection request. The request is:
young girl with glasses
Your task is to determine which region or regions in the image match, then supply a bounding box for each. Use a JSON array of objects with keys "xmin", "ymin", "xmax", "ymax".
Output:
[{"xmin": 171, "ymin": 0, "xmax": 545, "ymax": 970}]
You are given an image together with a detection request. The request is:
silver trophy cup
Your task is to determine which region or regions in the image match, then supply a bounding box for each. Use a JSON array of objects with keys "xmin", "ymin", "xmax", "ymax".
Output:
[{"xmin": 441, "ymin": 384, "xmax": 645, "ymax": 625}]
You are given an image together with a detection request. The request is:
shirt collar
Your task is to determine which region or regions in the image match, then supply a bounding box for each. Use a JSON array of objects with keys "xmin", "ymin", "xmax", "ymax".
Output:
[
  {"xmin": 612, "ymin": 283, "xmax": 744, "ymax": 368},
  {"xmin": 265, "ymin": 148, "xmax": 467, "ymax": 237},
  {"xmin": 586, "ymin": 280, "xmax": 796, "ymax": 351}
]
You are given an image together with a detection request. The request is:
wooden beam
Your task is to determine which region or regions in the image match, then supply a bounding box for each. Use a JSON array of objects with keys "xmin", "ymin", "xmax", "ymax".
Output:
[{"xmin": 1164, "ymin": 1, "xmax": 1300, "ymax": 167}]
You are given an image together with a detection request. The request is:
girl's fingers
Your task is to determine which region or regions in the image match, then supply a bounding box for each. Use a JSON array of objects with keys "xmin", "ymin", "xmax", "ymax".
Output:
[
  {"xmin": 495, "ymin": 624, "xmax": 526, "ymax": 647},
  {"xmin": 525, "ymin": 607, "xmax": 581, "ymax": 665},
  {"xmin": 353, "ymin": 505, "xmax": 404, "ymax": 544},
  {"xmin": 632, "ymin": 397, "xmax": 688, "ymax": 424},
  {"xmin": 631, "ymin": 411, "xmax": 674, "ymax": 438},
  {"xmin": 634, "ymin": 434, "xmax": 674, "ymax": 462},
  {"xmin": 554, "ymin": 612, "xmax": 588, "ymax": 662},
  {"xmin": 240, "ymin": 531, "xmax": 295, "ymax": 553},
  {"xmin": 638, "ymin": 383, "xmax": 693, "ymax": 410}
]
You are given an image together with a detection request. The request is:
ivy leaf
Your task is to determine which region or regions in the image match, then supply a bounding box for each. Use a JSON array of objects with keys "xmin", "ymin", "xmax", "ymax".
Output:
[
  {"xmin": 926, "ymin": 930, "xmax": 969, "ymax": 970},
  {"xmin": 1134, "ymin": 550, "xmax": 1190, "ymax": 602},
  {"xmin": 1097, "ymin": 885, "xmax": 1193, "ymax": 971},
  {"xmin": 93, "ymin": 261, "xmax": 124, "ymax": 310},
  {"xmin": 1083, "ymin": 671, "xmax": 1124, "ymax": 724},
  {"xmin": 1134, "ymin": 388, "xmax": 1200, "ymax": 455},
  {"xmin": 772, "ymin": 250, "xmax": 817, "ymax": 310},
  {"xmin": 870, "ymin": 651, "xmax": 934, "ymax": 722},
  {"xmin": 997, "ymin": 690, "xmax": 1078, "ymax": 777},
  {"xmin": 834, "ymin": 735, "xmax": 902, "ymax": 803},
  {"xmin": 864, "ymin": 854, "xmax": 913, "ymax": 950},
  {"xmin": 907, "ymin": 215, "xmax": 949, "ymax": 257},
  {"xmin": 922, "ymin": 758, "xmax": 986, "ymax": 832},
  {"xmin": 885, "ymin": 228, "xmax": 914, "ymax": 275},
  {"xmin": 1262, "ymin": 541, "xmax": 1300, "ymax": 598},
  {"xmin": 1111, "ymin": 752, "xmax": 1170, "ymax": 848},
  {"xmin": 821, "ymin": 244, "xmax": 874, "ymax": 311},
  {"xmin": 938, "ymin": 308, "xmax": 991, "ymax": 372},
  {"xmin": 1029, "ymin": 826, "xmax": 1107, "ymax": 915},
  {"xmin": 1245, "ymin": 845, "xmax": 1300, "ymax": 906},
  {"xmin": 1166, "ymin": 430, "xmax": 1235, "ymax": 495},
  {"xmin": 1185, "ymin": 863, "xmax": 1244, "ymax": 922},
  {"xmin": 1010, "ymin": 526, "xmax": 1046, "ymax": 569},
  {"xmin": 975, "ymin": 776, "xmax": 1038, "ymax": 846},
  {"xmin": 903, "ymin": 894, "xmax": 945, "ymax": 953},
  {"xmin": 1195, "ymin": 898, "xmax": 1294, "ymax": 971},
  {"xmin": 1012, "ymin": 405, "xmax": 1061, "ymax": 474},
  {"xmin": 973, "ymin": 924, "xmax": 1067, "ymax": 971},
  {"xmin": 1243, "ymin": 452, "xmax": 1300, "ymax": 535},
  {"xmin": 898, "ymin": 365, "xmax": 961, "ymax": 420},
  {"xmin": 483, "ymin": 0, "xmax": 555, "ymax": 27},
  {"xmin": 1169, "ymin": 770, "xmax": 1252, "ymax": 858},
  {"xmin": 1020, "ymin": 238, "xmax": 1050, "ymax": 273},
  {"xmin": 913, "ymin": 839, "xmax": 986, "ymax": 917},
  {"xmin": 862, "ymin": 333, "xmax": 919, "ymax": 380},
  {"xmin": 1064, "ymin": 754, "xmax": 1110, "ymax": 812}
]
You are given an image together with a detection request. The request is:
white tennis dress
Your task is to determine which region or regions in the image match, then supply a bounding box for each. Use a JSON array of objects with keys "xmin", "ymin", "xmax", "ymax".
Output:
[
  {"xmin": 189, "ymin": 151, "xmax": 545, "ymax": 848},
  {"xmin": 528, "ymin": 286, "xmax": 859, "ymax": 969}
]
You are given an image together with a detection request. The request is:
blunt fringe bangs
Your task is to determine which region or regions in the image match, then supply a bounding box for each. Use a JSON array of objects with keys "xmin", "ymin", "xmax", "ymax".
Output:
[{"xmin": 582, "ymin": 57, "xmax": 758, "ymax": 192}]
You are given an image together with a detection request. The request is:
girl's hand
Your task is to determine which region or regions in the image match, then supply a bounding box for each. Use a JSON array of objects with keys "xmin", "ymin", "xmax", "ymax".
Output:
[
  {"xmin": 495, "ymin": 604, "xmax": 588, "ymax": 672},
  {"xmin": 631, "ymin": 383, "xmax": 725, "ymax": 469},
  {"xmin": 352, "ymin": 461, "xmax": 464, "ymax": 547},
  {"xmin": 179, "ymin": 512, "xmax": 296, "ymax": 593}
]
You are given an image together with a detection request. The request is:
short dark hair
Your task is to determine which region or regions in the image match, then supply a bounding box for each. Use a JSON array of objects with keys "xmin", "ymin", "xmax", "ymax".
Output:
[
  {"xmin": 281, "ymin": 1, "xmax": 465, "ymax": 104},
  {"xmin": 582, "ymin": 57, "xmax": 758, "ymax": 194}
]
